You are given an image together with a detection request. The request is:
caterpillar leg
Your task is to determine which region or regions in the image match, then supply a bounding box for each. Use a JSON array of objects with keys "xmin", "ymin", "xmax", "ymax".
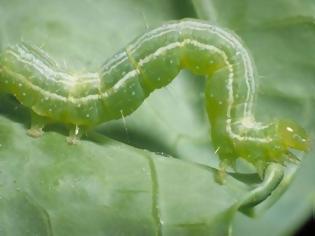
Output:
[
  {"xmin": 26, "ymin": 111, "xmax": 47, "ymax": 138},
  {"xmin": 66, "ymin": 125, "xmax": 84, "ymax": 145},
  {"xmin": 215, "ymin": 159, "xmax": 235, "ymax": 184},
  {"xmin": 255, "ymin": 160, "xmax": 268, "ymax": 180},
  {"xmin": 286, "ymin": 151, "xmax": 300, "ymax": 165}
]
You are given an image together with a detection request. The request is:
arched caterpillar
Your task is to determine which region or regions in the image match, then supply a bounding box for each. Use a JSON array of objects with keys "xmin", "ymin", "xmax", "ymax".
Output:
[{"xmin": 0, "ymin": 19, "xmax": 309, "ymax": 174}]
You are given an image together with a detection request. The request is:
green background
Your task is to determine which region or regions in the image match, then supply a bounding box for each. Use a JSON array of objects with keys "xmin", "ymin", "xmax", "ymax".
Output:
[{"xmin": 0, "ymin": 0, "xmax": 314, "ymax": 235}]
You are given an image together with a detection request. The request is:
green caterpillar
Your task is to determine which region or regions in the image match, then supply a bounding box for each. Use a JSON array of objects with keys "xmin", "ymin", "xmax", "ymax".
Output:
[{"xmin": 0, "ymin": 19, "xmax": 309, "ymax": 173}]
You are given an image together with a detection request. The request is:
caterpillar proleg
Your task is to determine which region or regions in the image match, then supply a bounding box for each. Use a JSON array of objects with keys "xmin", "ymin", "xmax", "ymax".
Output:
[{"xmin": 0, "ymin": 19, "xmax": 309, "ymax": 173}]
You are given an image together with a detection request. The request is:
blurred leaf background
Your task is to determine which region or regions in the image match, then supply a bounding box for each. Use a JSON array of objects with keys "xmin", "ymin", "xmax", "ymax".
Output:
[{"xmin": 0, "ymin": 0, "xmax": 314, "ymax": 235}]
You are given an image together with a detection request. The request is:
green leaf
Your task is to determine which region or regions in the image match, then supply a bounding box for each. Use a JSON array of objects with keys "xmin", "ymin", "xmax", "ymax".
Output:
[
  {"xmin": 191, "ymin": 0, "xmax": 315, "ymax": 235},
  {"xmin": 0, "ymin": 110, "xmax": 280, "ymax": 236},
  {"xmin": 0, "ymin": 0, "xmax": 314, "ymax": 235}
]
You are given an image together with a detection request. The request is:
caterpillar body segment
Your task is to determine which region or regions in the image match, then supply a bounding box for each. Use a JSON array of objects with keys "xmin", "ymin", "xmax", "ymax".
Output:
[{"xmin": 0, "ymin": 19, "xmax": 309, "ymax": 175}]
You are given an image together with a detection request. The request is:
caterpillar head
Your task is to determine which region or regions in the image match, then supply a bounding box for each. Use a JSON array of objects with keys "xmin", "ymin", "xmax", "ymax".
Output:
[{"xmin": 275, "ymin": 119, "xmax": 310, "ymax": 154}]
